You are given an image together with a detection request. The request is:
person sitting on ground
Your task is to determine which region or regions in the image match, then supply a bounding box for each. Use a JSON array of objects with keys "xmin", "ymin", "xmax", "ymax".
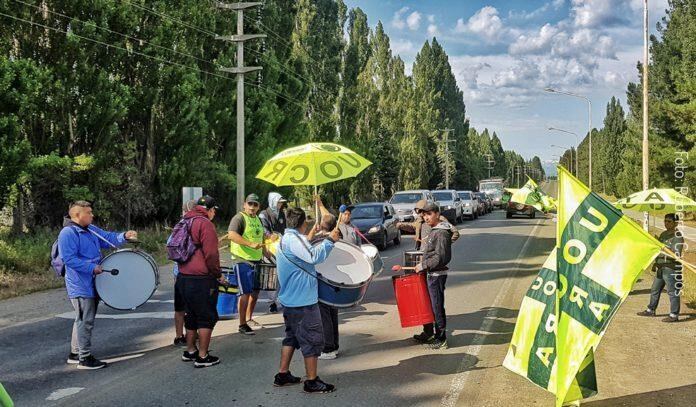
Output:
[
  {"xmin": 274, "ymin": 207, "xmax": 340, "ymax": 394},
  {"xmin": 637, "ymin": 213, "xmax": 685, "ymax": 322},
  {"xmin": 177, "ymin": 196, "xmax": 225, "ymax": 368},
  {"xmin": 172, "ymin": 199, "xmax": 198, "ymax": 347},
  {"xmin": 397, "ymin": 199, "xmax": 459, "ymax": 250},
  {"xmin": 413, "ymin": 203, "xmax": 454, "ymax": 349},
  {"xmin": 59, "ymin": 200, "xmax": 137, "ymax": 370}
]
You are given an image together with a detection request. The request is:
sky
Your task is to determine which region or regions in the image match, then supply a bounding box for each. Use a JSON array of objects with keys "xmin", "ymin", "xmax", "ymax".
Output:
[{"xmin": 343, "ymin": 0, "xmax": 669, "ymax": 170}]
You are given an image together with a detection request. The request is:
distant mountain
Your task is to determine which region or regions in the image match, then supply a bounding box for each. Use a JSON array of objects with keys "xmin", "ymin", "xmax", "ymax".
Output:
[{"xmin": 543, "ymin": 160, "xmax": 558, "ymax": 177}]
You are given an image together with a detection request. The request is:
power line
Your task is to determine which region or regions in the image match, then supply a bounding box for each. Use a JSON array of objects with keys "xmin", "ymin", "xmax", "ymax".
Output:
[
  {"xmin": 122, "ymin": 0, "xmax": 218, "ymax": 38},
  {"xmin": 13, "ymin": 0, "xmax": 213, "ymax": 66},
  {"xmin": 0, "ymin": 11, "xmax": 230, "ymax": 81}
]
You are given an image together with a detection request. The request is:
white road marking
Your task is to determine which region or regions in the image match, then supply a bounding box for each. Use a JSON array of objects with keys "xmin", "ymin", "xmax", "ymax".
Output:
[
  {"xmin": 441, "ymin": 217, "xmax": 544, "ymax": 407},
  {"xmin": 55, "ymin": 311, "xmax": 173, "ymax": 320},
  {"xmin": 102, "ymin": 353, "xmax": 145, "ymax": 363},
  {"xmin": 46, "ymin": 387, "xmax": 84, "ymax": 401}
]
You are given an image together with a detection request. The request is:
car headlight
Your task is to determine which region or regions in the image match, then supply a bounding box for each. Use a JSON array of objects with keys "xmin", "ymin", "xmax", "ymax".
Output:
[
  {"xmin": 368, "ymin": 225, "xmax": 382, "ymax": 234},
  {"xmin": 464, "ymin": 203, "xmax": 471, "ymax": 207},
  {"xmin": 444, "ymin": 205, "xmax": 453, "ymax": 210}
]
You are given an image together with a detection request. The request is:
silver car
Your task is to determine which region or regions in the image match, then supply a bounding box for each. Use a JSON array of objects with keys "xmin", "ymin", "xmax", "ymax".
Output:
[
  {"xmin": 389, "ymin": 190, "xmax": 434, "ymax": 222},
  {"xmin": 431, "ymin": 190, "xmax": 463, "ymax": 224},
  {"xmin": 457, "ymin": 190, "xmax": 479, "ymax": 220}
]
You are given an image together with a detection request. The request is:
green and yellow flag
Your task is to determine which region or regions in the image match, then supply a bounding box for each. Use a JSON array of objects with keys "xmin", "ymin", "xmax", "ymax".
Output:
[
  {"xmin": 510, "ymin": 176, "xmax": 556, "ymax": 212},
  {"xmin": 504, "ymin": 166, "xmax": 664, "ymax": 406},
  {"xmin": 0, "ymin": 382, "xmax": 13, "ymax": 407}
]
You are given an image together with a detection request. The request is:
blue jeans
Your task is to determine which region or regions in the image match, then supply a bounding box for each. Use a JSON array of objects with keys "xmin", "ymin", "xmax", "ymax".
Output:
[
  {"xmin": 423, "ymin": 274, "xmax": 448, "ymax": 340},
  {"xmin": 648, "ymin": 268, "xmax": 681, "ymax": 316}
]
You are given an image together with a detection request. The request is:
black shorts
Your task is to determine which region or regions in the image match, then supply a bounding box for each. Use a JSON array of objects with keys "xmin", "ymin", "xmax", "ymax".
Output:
[
  {"xmin": 282, "ymin": 303, "xmax": 324, "ymax": 358},
  {"xmin": 174, "ymin": 275, "xmax": 185, "ymax": 312},
  {"xmin": 177, "ymin": 275, "xmax": 219, "ymax": 330}
]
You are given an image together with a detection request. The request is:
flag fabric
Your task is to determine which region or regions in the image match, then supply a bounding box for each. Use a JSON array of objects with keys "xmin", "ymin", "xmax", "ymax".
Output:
[
  {"xmin": 0, "ymin": 382, "xmax": 13, "ymax": 407},
  {"xmin": 504, "ymin": 166, "xmax": 665, "ymax": 406},
  {"xmin": 510, "ymin": 176, "xmax": 556, "ymax": 212}
]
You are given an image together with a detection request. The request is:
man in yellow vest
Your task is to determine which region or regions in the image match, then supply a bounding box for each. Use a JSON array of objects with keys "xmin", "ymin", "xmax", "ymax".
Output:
[{"xmin": 228, "ymin": 194, "xmax": 266, "ymax": 335}]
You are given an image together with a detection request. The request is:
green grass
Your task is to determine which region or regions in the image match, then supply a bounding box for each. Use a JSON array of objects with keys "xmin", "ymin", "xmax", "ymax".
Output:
[{"xmin": 0, "ymin": 225, "xmax": 175, "ymax": 300}]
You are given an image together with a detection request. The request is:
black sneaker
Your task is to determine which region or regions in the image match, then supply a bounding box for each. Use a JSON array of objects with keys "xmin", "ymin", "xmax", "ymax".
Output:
[
  {"xmin": 77, "ymin": 355, "xmax": 107, "ymax": 370},
  {"xmin": 303, "ymin": 376, "xmax": 335, "ymax": 394},
  {"xmin": 182, "ymin": 349, "xmax": 199, "ymax": 362},
  {"xmin": 173, "ymin": 336, "xmax": 187, "ymax": 347},
  {"xmin": 662, "ymin": 315, "xmax": 679, "ymax": 323},
  {"xmin": 269, "ymin": 302, "xmax": 278, "ymax": 313},
  {"xmin": 67, "ymin": 352, "xmax": 79, "ymax": 364},
  {"xmin": 428, "ymin": 338, "xmax": 448, "ymax": 350},
  {"xmin": 273, "ymin": 371, "xmax": 302, "ymax": 387},
  {"xmin": 194, "ymin": 353, "xmax": 220, "ymax": 368},
  {"xmin": 239, "ymin": 324, "xmax": 255, "ymax": 335},
  {"xmin": 637, "ymin": 310, "xmax": 656, "ymax": 317},
  {"xmin": 413, "ymin": 332, "xmax": 434, "ymax": 344}
]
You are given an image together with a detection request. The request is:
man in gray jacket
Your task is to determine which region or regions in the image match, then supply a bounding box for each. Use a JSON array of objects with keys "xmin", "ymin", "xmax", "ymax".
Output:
[{"xmin": 414, "ymin": 203, "xmax": 453, "ymax": 350}]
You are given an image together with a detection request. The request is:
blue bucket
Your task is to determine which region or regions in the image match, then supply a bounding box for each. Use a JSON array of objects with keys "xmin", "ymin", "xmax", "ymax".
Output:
[{"xmin": 217, "ymin": 292, "xmax": 238, "ymax": 320}]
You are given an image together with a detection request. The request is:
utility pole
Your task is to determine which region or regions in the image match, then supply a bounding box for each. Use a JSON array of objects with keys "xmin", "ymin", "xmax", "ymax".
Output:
[
  {"xmin": 439, "ymin": 128, "xmax": 455, "ymax": 189},
  {"xmin": 642, "ymin": 0, "xmax": 650, "ymax": 231},
  {"xmin": 485, "ymin": 153, "xmax": 495, "ymax": 179},
  {"xmin": 216, "ymin": 1, "xmax": 266, "ymax": 211}
]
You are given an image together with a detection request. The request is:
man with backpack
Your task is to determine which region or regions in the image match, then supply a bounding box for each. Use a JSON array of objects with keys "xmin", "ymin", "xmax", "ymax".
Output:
[
  {"xmin": 57, "ymin": 201, "xmax": 137, "ymax": 370},
  {"xmin": 173, "ymin": 195, "xmax": 225, "ymax": 368}
]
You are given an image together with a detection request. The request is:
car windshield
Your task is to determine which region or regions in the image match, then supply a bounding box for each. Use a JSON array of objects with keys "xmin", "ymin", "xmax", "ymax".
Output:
[
  {"xmin": 390, "ymin": 193, "xmax": 421, "ymax": 204},
  {"xmin": 351, "ymin": 205, "xmax": 383, "ymax": 219},
  {"xmin": 476, "ymin": 193, "xmax": 486, "ymax": 199},
  {"xmin": 432, "ymin": 192, "xmax": 453, "ymax": 201},
  {"xmin": 458, "ymin": 192, "xmax": 472, "ymax": 200}
]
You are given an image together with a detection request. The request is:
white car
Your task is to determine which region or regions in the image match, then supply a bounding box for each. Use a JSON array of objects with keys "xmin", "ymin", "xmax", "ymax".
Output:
[
  {"xmin": 431, "ymin": 190, "xmax": 463, "ymax": 224},
  {"xmin": 389, "ymin": 190, "xmax": 435, "ymax": 222},
  {"xmin": 457, "ymin": 190, "xmax": 479, "ymax": 220}
]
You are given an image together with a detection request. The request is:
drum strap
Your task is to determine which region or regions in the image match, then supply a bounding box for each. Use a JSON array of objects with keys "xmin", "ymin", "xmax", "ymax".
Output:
[
  {"xmin": 86, "ymin": 226, "xmax": 119, "ymax": 249},
  {"xmin": 278, "ymin": 234, "xmax": 319, "ymax": 280}
]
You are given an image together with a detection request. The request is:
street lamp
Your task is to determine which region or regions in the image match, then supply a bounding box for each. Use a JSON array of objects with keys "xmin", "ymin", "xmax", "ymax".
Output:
[
  {"xmin": 550, "ymin": 144, "xmax": 573, "ymax": 175},
  {"xmin": 548, "ymin": 127, "xmax": 579, "ymax": 177},
  {"xmin": 544, "ymin": 88, "xmax": 592, "ymax": 188}
]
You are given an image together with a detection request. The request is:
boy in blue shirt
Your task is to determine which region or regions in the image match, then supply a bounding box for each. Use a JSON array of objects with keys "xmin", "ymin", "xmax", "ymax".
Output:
[{"xmin": 274, "ymin": 207, "xmax": 339, "ymax": 393}]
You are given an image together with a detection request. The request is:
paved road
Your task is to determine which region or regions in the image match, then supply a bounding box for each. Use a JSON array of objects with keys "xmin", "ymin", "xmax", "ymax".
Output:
[{"xmin": 1, "ymin": 209, "xmax": 557, "ymax": 406}]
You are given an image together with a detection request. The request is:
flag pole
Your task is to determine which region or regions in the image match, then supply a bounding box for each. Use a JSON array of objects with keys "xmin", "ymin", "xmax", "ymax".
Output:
[{"xmin": 660, "ymin": 247, "xmax": 696, "ymax": 273}]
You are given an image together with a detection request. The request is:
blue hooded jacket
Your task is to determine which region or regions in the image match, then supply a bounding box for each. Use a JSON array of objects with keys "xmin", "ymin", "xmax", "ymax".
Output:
[{"xmin": 58, "ymin": 218, "xmax": 127, "ymax": 298}]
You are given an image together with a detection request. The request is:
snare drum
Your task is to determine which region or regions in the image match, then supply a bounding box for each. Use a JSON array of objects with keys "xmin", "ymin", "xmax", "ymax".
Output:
[
  {"xmin": 316, "ymin": 241, "xmax": 373, "ymax": 308},
  {"xmin": 404, "ymin": 251, "xmax": 424, "ymax": 268},
  {"xmin": 255, "ymin": 263, "xmax": 278, "ymax": 291},
  {"xmin": 96, "ymin": 249, "xmax": 159, "ymax": 310}
]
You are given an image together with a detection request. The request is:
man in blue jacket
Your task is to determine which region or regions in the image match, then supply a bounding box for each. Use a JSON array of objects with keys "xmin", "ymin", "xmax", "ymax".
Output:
[
  {"xmin": 273, "ymin": 207, "xmax": 339, "ymax": 394},
  {"xmin": 58, "ymin": 201, "xmax": 137, "ymax": 370}
]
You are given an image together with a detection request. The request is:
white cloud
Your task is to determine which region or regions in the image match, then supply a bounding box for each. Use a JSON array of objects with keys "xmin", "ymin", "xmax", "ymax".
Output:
[
  {"xmin": 508, "ymin": 0, "xmax": 566, "ymax": 21},
  {"xmin": 392, "ymin": 39, "xmax": 415, "ymax": 57},
  {"xmin": 463, "ymin": 6, "xmax": 505, "ymax": 43},
  {"xmin": 391, "ymin": 7, "xmax": 409, "ymax": 30},
  {"xmin": 426, "ymin": 15, "xmax": 438, "ymax": 36},
  {"xmin": 428, "ymin": 15, "xmax": 435, "ymax": 23},
  {"xmin": 406, "ymin": 11, "xmax": 422, "ymax": 30}
]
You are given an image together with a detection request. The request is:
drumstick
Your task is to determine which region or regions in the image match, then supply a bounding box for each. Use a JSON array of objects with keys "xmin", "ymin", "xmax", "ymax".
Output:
[
  {"xmin": 391, "ymin": 265, "xmax": 417, "ymax": 272},
  {"xmin": 103, "ymin": 269, "xmax": 120, "ymax": 276}
]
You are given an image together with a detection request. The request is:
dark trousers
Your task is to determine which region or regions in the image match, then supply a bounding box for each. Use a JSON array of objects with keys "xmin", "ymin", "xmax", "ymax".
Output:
[
  {"xmin": 319, "ymin": 302, "xmax": 339, "ymax": 352},
  {"xmin": 648, "ymin": 269, "xmax": 681, "ymax": 316},
  {"xmin": 423, "ymin": 274, "xmax": 447, "ymax": 340}
]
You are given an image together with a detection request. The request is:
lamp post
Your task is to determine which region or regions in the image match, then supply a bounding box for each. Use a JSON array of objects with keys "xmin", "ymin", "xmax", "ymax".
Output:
[
  {"xmin": 551, "ymin": 144, "xmax": 573, "ymax": 175},
  {"xmin": 548, "ymin": 127, "xmax": 579, "ymax": 177},
  {"xmin": 545, "ymin": 89, "xmax": 592, "ymax": 188}
]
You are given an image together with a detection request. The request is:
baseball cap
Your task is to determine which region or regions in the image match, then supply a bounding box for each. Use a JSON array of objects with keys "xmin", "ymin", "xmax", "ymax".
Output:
[
  {"xmin": 245, "ymin": 193, "xmax": 260, "ymax": 204},
  {"xmin": 414, "ymin": 199, "xmax": 427, "ymax": 212},
  {"xmin": 197, "ymin": 195, "xmax": 219, "ymax": 210},
  {"xmin": 421, "ymin": 202, "xmax": 440, "ymax": 213},
  {"xmin": 278, "ymin": 196, "xmax": 288, "ymax": 203},
  {"xmin": 339, "ymin": 204, "xmax": 355, "ymax": 213}
]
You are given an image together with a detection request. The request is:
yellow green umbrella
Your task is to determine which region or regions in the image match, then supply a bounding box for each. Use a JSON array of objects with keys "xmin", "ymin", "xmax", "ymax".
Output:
[
  {"xmin": 256, "ymin": 142, "xmax": 371, "ymax": 187},
  {"xmin": 256, "ymin": 142, "xmax": 372, "ymax": 220},
  {"xmin": 614, "ymin": 188, "xmax": 696, "ymax": 214}
]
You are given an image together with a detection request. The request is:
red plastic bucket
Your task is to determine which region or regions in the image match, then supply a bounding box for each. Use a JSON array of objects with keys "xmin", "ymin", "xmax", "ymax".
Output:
[{"xmin": 392, "ymin": 273, "xmax": 434, "ymax": 328}]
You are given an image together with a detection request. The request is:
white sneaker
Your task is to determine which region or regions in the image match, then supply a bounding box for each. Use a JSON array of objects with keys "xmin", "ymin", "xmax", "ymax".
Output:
[
  {"xmin": 318, "ymin": 351, "xmax": 337, "ymax": 360},
  {"xmin": 247, "ymin": 319, "xmax": 263, "ymax": 328}
]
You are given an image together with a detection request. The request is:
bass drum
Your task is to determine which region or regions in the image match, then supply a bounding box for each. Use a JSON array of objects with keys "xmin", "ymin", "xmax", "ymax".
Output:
[
  {"xmin": 316, "ymin": 241, "xmax": 373, "ymax": 308},
  {"xmin": 96, "ymin": 249, "xmax": 159, "ymax": 310}
]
